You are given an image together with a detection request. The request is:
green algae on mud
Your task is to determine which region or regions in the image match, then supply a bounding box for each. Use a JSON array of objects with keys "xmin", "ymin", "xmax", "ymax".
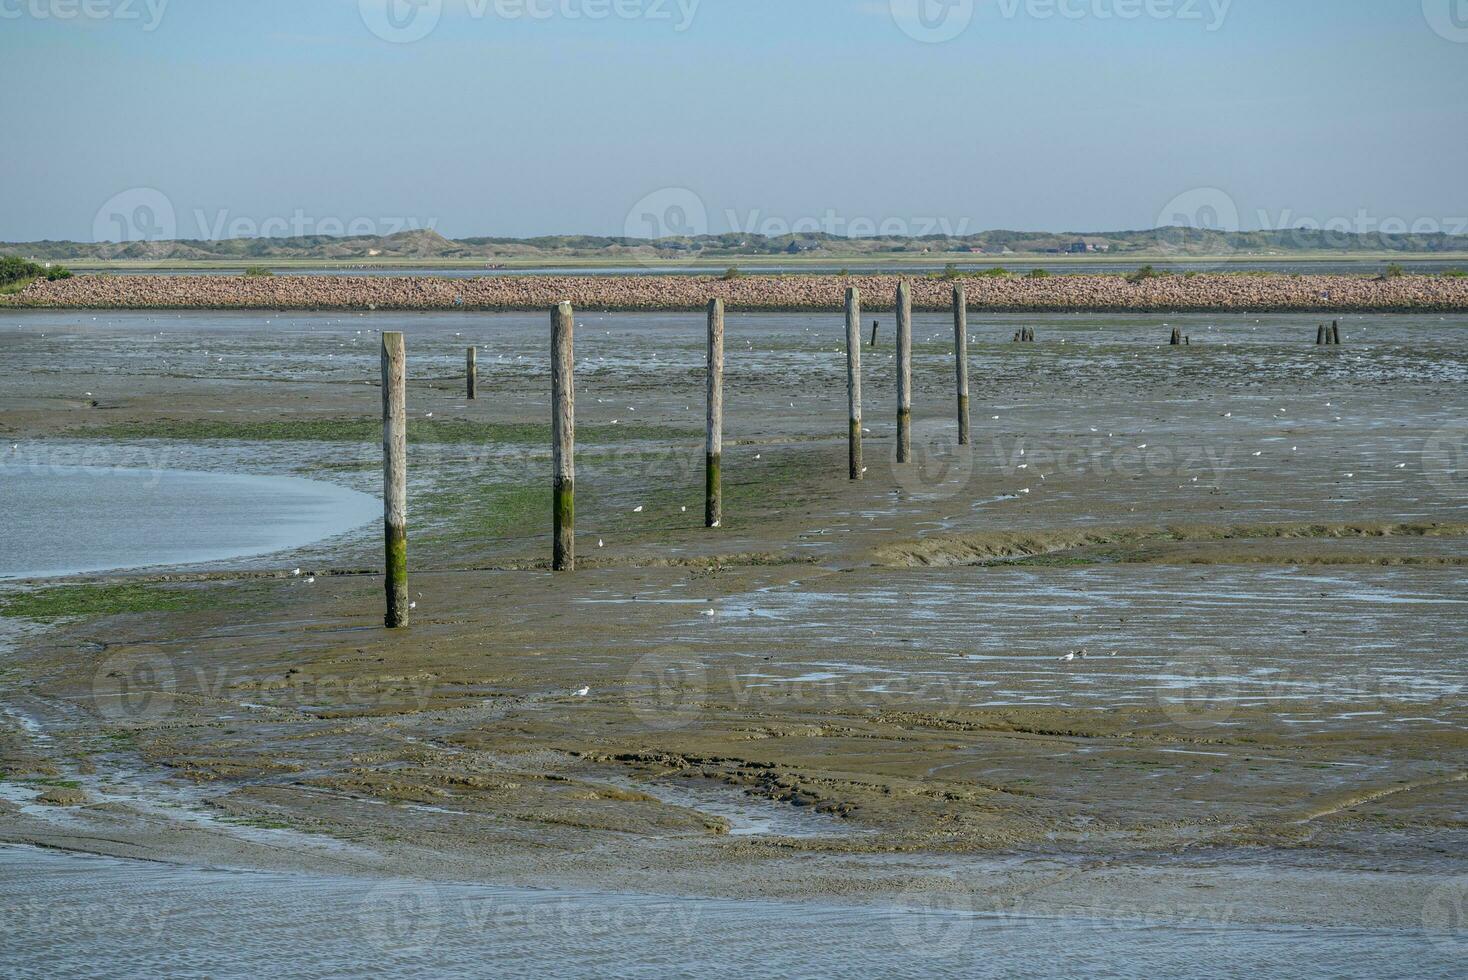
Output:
[{"xmin": 0, "ymin": 582, "xmax": 218, "ymax": 622}]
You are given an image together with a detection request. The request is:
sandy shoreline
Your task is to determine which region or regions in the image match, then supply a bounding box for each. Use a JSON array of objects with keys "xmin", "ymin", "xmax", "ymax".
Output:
[{"xmin": 7, "ymin": 271, "xmax": 1468, "ymax": 312}]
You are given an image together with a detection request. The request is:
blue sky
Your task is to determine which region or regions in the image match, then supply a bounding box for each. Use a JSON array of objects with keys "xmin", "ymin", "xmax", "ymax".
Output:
[{"xmin": 2, "ymin": 0, "xmax": 1465, "ymax": 242}]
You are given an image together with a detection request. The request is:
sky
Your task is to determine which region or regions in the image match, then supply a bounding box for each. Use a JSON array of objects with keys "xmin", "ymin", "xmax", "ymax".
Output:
[{"xmin": 2, "ymin": 0, "xmax": 1466, "ymax": 242}]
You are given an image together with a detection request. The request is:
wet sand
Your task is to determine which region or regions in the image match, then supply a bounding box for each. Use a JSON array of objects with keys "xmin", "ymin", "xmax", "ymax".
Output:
[
  {"xmin": 6, "ymin": 271, "xmax": 1468, "ymax": 312},
  {"xmin": 0, "ymin": 309, "xmax": 1465, "ymax": 954}
]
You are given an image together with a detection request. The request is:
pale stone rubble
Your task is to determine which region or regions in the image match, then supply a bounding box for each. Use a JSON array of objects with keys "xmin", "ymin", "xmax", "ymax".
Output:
[{"xmin": 8, "ymin": 272, "xmax": 1467, "ymax": 312}]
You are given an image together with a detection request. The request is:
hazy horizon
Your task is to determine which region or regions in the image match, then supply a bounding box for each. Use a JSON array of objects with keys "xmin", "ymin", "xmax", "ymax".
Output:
[{"xmin": 3, "ymin": 0, "xmax": 1466, "ymax": 244}]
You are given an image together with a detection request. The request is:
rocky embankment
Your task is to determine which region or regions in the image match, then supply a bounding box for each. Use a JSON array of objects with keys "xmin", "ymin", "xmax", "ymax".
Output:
[{"xmin": 6, "ymin": 272, "xmax": 1467, "ymax": 312}]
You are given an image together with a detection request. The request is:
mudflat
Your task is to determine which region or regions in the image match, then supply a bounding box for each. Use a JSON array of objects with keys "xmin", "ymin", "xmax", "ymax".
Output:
[{"xmin": 1, "ymin": 308, "xmax": 1464, "ymax": 936}]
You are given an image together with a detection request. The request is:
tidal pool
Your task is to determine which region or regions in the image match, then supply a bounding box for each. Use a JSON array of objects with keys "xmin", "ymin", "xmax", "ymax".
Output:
[{"xmin": 0, "ymin": 462, "xmax": 378, "ymax": 579}]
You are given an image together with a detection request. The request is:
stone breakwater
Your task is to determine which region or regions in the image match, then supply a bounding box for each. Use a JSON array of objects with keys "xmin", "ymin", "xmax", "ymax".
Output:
[{"xmin": 7, "ymin": 273, "xmax": 1468, "ymax": 312}]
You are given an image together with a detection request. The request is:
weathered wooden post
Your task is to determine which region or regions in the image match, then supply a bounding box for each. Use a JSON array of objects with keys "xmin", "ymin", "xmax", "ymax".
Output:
[
  {"xmin": 466, "ymin": 346, "xmax": 477, "ymax": 399},
  {"xmin": 846, "ymin": 287, "xmax": 863, "ymax": 480},
  {"xmin": 1317, "ymin": 325, "xmax": 1326, "ymax": 345},
  {"xmin": 552, "ymin": 302, "xmax": 575, "ymax": 571},
  {"xmin": 870, "ymin": 320, "xmax": 879, "ymax": 348},
  {"xmin": 705, "ymin": 299, "xmax": 724, "ymax": 528},
  {"xmin": 1332, "ymin": 320, "xmax": 1342, "ymax": 345},
  {"xmin": 896, "ymin": 280, "xmax": 912, "ymax": 464},
  {"xmin": 1170, "ymin": 327, "xmax": 1181, "ymax": 346},
  {"xmin": 381, "ymin": 332, "xmax": 409, "ymax": 629},
  {"xmin": 953, "ymin": 284, "xmax": 970, "ymax": 446}
]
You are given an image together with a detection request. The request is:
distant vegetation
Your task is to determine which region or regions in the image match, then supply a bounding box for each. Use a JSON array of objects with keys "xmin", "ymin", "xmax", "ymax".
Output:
[
  {"xmin": 1025, "ymin": 268, "xmax": 1050, "ymax": 279},
  {"xmin": 1126, "ymin": 264, "xmax": 1168, "ymax": 284},
  {"xmin": 6, "ymin": 223, "xmax": 1468, "ymax": 266},
  {"xmin": 721, "ymin": 267, "xmax": 743, "ymax": 280},
  {"xmin": 243, "ymin": 266, "xmax": 275, "ymax": 277},
  {"xmin": 1382, "ymin": 262, "xmax": 1406, "ymax": 279},
  {"xmin": 1444, "ymin": 268, "xmax": 1467, "ymax": 278},
  {"xmin": 0, "ymin": 255, "xmax": 71, "ymax": 293}
]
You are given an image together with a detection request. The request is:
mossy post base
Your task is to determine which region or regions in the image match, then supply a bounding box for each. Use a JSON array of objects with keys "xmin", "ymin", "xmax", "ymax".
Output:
[
  {"xmin": 896, "ymin": 280, "xmax": 913, "ymax": 465},
  {"xmin": 846, "ymin": 287, "xmax": 863, "ymax": 480},
  {"xmin": 706, "ymin": 298, "xmax": 724, "ymax": 528},
  {"xmin": 467, "ymin": 346, "xmax": 477, "ymax": 399},
  {"xmin": 552, "ymin": 302, "xmax": 575, "ymax": 571},
  {"xmin": 953, "ymin": 284, "xmax": 970, "ymax": 446},
  {"xmin": 381, "ymin": 331, "xmax": 409, "ymax": 629}
]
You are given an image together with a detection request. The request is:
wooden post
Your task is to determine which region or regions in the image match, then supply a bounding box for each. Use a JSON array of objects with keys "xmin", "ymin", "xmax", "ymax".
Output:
[
  {"xmin": 953, "ymin": 284, "xmax": 970, "ymax": 446},
  {"xmin": 552, "ymin": 302, "xmax": 575, "ymax": 571},
  {"xmin": 846, "ymin": 287, "xmax": 863, "ymax": 480},
  {"xmin": 381, "ymin": 332, "xmax": 408, "ymax": 629},
  {"xmin": 870, "ymin": 320, "xmax": 879, "ymax": 348},
  {"xmin": 1170, "ymin": 327, "xmax": 1181, "ymax": 346},
  {"xmin": 896, "ymin": 280, "xmax": 912, "ymax": 464},
  {"xmin": 1013, "ymin": 330, "xmax": 1022, "ymax": 343},
  {"xmin": 466, "ymin": 346, "xmax": 477, "ymax": 399},
  {"xmin": 1317, "ymin": 324, "xmax": 1326, "ymax": 345},
  {"xmin": 1332, "ymin": 320, "xmax": 1342, "ymax": 345},
  {"xmin": 705, "ymin": 299, "xmax": 724, "ymax": 528}
]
